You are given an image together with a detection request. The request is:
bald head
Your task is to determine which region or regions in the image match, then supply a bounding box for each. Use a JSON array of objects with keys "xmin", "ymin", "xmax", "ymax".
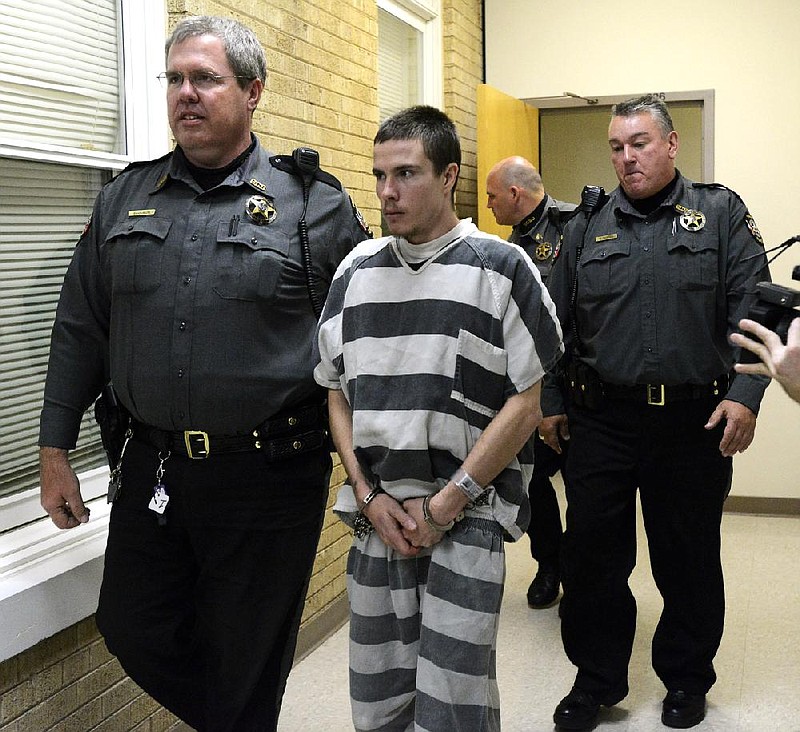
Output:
[{"xmin": 486, "ymin": 156, "xmax": 545, "ymax": 226}]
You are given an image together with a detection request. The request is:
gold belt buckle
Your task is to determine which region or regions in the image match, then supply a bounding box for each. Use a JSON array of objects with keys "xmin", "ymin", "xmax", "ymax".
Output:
[
  {"xmin": 184, "ymin": 430, "xmax": 210, "ymax": 459},
  {"xmin": 647, "ymin": 384, "xmax": 665, "ymax": 406}
]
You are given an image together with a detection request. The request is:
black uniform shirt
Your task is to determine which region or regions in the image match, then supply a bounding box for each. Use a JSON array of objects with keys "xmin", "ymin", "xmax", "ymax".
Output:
[
  {"xmin": 543, "ymin": 173, "xmax": 769, "ymax": 415},
  {"xmin": 40, "ymin": 138, "xmax": 369, "ymax": 447},
  {"xmin": 509, "ymin": 194, "xmax": 577, "ymax": 283}
]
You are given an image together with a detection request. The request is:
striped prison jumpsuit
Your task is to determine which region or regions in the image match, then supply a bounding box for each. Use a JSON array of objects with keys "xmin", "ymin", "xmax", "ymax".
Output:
[{"xmin": 314, "ymin": 219, "xmax": 564, "ymax": 731}]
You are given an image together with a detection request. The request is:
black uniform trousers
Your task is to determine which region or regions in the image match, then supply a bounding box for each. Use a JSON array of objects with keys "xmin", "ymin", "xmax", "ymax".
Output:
[
  {"xmin": 526, "ymin": 434, "xmax": 566, "ymax": 571},
  {"xmin": 96, "ymin": 437, "xmax": 331, "ymax": 732},
  {"xmin": 560, "ymin": 394, "xmax": 731, "ymax": 704}
]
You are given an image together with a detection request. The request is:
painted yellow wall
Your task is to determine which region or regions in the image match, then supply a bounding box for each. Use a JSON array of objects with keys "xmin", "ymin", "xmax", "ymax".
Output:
[
  {"xmin": 476, "ymin": 84, "xmax": 539, "ymax": 238},
  {"xmin": 485, "ymin": 0, "xmax": 800, "ymax": 499}
]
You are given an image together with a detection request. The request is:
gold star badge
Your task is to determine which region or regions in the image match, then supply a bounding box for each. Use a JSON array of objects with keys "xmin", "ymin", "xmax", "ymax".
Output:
[
  {"xmin": 245, "ymin": 195, "xmax": 277, "ymax": 225},
  {"xmin": 679, "ymin": 209, "xmax": 706, "ymax": 232},
  {"xmin": 535, "ymin": 241, "xmax": 553, "ymax": 261}
]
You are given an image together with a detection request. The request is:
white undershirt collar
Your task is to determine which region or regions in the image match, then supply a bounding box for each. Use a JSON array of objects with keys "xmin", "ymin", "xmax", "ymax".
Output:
[{"xmin": 393, "ymin": 219, "xmax": 477, "ymax": 269}]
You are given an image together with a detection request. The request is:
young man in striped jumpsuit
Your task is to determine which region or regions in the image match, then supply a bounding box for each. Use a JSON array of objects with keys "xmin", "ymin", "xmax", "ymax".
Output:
[{"xmin": 315, "ymin": 106, "xmax": 564, "ymax": 731}]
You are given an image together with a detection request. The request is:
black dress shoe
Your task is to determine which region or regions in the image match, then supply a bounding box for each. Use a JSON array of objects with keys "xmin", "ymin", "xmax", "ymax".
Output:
[
  {"xmin": 553, "ymin": 687, "xmax": 600, "ymax": 730},
  {"xmin": 526, "ymin": 568, "xmax": 560, "ymax": 608},
  {"xmin": 661, "ymin": 690, "xmax": 706, "ymax": 728}
]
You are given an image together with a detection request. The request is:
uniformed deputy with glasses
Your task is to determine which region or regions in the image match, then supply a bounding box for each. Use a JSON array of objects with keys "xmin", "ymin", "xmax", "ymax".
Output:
[{"xmin": 39, "ymin": 15, "xmax": 368, "ymax": 732}]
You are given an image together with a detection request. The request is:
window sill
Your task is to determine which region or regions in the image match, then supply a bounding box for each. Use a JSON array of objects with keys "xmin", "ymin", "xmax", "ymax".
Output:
[{"xmin": 0, "ymin": 469, "xmax": 110, "ymax": 662}]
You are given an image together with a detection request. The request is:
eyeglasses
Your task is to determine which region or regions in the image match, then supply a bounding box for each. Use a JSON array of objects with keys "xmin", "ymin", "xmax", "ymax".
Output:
[{"xmin": 156, "ymin": 71, "xmax": 254, "ymax": 91}]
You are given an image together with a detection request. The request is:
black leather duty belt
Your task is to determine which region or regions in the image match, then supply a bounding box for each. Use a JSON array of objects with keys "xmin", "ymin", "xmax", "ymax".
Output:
[
  {"xmin": 132, "ymin": 402, "xmax": 327, "ymax": 460},
  {"xmin": 602, "ymin": 376, "xmax": 729, "ymax": 406}
]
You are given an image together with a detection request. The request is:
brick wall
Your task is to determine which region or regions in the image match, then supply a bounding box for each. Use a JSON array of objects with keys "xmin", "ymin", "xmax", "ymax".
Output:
[
  {"xmin": 0, "ymin": 1, "xmax": 483, "ymax": 728},
  {"xmin": 298, "ymin": 460, "xmax": 350, "ymax": 638},
  {"xmin": 168, "ymin": 0, "xmax": 382, "ymax": 235},
  {"xmin": 444, "ymin": 0, "xmax": 484, "ymax": 222},
  {"xmin": 0, "ymin": 619, "xmax": 182, "ymax": 731}
]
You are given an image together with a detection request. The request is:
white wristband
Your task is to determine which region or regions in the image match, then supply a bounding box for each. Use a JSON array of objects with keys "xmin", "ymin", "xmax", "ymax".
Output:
[{"xmin": 450, "ymin": 467, "xmax": 484, "ymax": 500}]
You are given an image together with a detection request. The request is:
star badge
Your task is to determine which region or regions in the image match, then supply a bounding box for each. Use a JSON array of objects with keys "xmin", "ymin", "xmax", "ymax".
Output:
[
  {"xmin": 535, "ymin": 241, "xmax": 554, "ymax": 261},
  {"xmin": 245, "ymin": 195, "xmax": 277, "ymax": 225},
  {"xmin": 679, "ymin": 209, "xmax": 706, "ymax": 232}
]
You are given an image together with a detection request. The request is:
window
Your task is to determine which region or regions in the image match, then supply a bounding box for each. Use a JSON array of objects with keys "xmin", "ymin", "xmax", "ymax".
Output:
[
  {"xmin": 378, "ymin": 9, "xmax": 422, "ymax": 119},
  {"xmin": 0, "ymin": 159, "xmax": 108, "ymax": 504},
  {"xmin": 377, "ymin": 0, "xmax": 442, "ymax": 122},
  {"xmin": 376, "ymin": 0, "xmax": 443, "ymax": 234},
  {"xmin": 0, "ymin": 1, "xmax": 123, "ymax": 154},
  {"xmin": 0, "ymin": 0, "xmax": 167, "ymax": 661},
  {"xmin": 0, "ymin": 0, "xmax": 167, "ymax": 508}
]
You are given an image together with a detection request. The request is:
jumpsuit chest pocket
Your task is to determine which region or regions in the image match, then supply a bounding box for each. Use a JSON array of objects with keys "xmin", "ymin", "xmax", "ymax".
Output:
[
  {"xmin": 213, "ymin": 221, "xmax": 291, "ymax": 302},
  {"xmin": 105, "ymin": 216, "xmax": 171, "ymax": 294},
  {"xmin": 578, "ymin": 237, "xmax": 631, "ymax": 301},
  {"xmin": 666, "ymin": 229, "xmax": 719, "ymax": 291},
  {"xmin": 450, "ymin": 329, "xmax": 508, "ymax": 422}
]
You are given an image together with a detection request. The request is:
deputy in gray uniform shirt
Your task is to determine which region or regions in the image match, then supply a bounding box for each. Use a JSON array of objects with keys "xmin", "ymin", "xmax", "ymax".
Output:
[
  {"xmin": 541, "ymin": 95, "xmax": 769, "ymax": 732},
  {"xmin": 38, "ymin": 16, "xmax": 368, "ymax": 732},
  {"xmin": 486, "ymin": 156, "xmax": 576, "ymax": 610}
]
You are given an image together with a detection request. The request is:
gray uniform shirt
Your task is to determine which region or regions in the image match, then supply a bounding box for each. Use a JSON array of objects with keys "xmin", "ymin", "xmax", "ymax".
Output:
[
  {"xmin": 40, "ymin": 138, "xmax": 368, "ymax": 448},
  {"xmin": 509, "ymin": 194, "xmax": 577, "ymax": 283},
  {"xmin": 543, "ymin": 174, "xmax": 769, "ymax": 415}
]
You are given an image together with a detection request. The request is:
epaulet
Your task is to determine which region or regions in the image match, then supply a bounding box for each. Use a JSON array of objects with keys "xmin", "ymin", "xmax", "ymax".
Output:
[
  {"xmin": 269, "ymin": 154, "xmax": 343, "ymax": 191},
  {"xmin": 553, "ymin": 186, "xmax": 608, "ymax": 262},
  {"xmin": 692, "ymin": 181, "xmax": 746, "ymax": 204},
  {"xmin": 115, "ymin": 150, "xmax": 172, "ymax": 179},
  {"xmin": 548, "ymin": 206, "xmax": 582, "ymax": 227},
  {"xmin": 692, "ymin": 182, "xmax": 726, "ymax": 189},
  {"xmin": 78, "ymin": 151, "xmax": 172, "ymax": 240},
  {"xmin": 692, "ymin": 182, "xmax": 764, "ymax": 246},
  {"xmin": 314, "ymin": 168, "xmax": 343, "ymax": 191}
]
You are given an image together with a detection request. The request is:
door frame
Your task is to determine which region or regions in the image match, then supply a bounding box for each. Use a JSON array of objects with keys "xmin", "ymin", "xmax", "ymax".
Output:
[{"xmin": 522, "ymin": 89, "xmax": 715, "ymax": 182}]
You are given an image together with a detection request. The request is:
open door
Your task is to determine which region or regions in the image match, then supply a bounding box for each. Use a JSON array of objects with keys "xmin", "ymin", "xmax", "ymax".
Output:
[{"xmin": 476, "ymin": 84, "xmax": 539, "ymax": 238}]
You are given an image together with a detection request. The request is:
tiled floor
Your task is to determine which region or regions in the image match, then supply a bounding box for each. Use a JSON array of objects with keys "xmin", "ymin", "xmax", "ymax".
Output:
[{"xmin": 278, "ymin": 504, "xmax": 800, "ymax": 732}]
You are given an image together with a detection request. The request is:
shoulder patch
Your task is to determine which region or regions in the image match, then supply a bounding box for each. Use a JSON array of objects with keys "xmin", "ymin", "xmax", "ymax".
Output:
[
  {"xmin": 80, "ymin": 214, "xmax": 93, "ymax": 239},
  {"xmin": 745, "ymin": 213, "xmax": 764, "ymax": 247},
  {"xmin": 351, "ymin": 197, "xmax": 372, "ymax": 238}
]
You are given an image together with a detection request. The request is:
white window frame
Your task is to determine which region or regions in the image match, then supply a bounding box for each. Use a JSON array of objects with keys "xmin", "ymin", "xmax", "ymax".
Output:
[
  {"xmin": 378, "ymin": 0, "xmax": 443, "ymax": 110},
  {"xmin": 0, "ymin": 0, "xmax": 168, "ymax": 663}
]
